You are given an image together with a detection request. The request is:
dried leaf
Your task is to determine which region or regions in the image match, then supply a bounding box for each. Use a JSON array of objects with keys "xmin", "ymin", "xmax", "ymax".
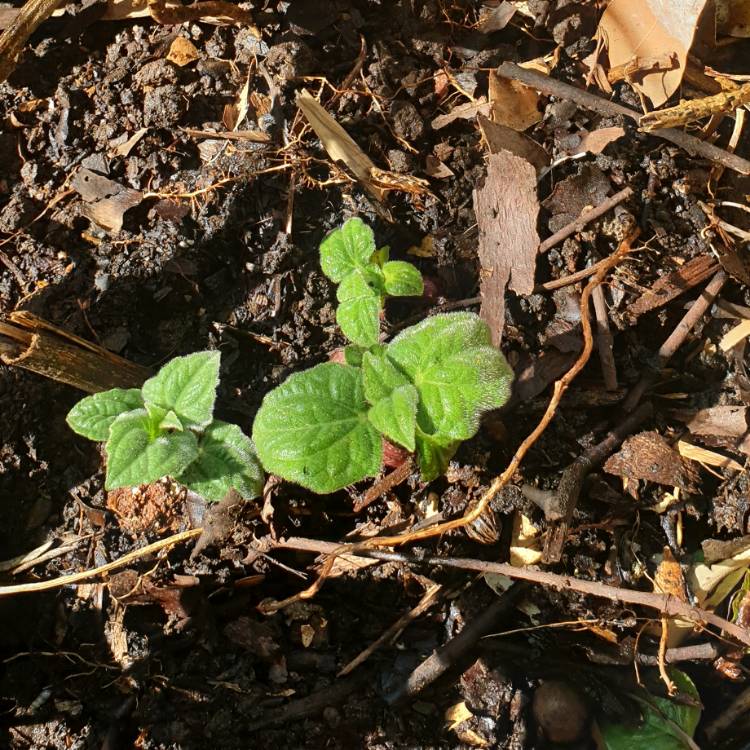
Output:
[
  {"xmin": 597, "ymin": 0, "xmax": 710, "ymax": 107},
  {"xmin": 297, "ymin": 90, "xmax": 387, "ymax": 203},
  {"xmin": 509, "ymin": 512, "xmax": 542, "ymax": 566},
  {"xmin": 676, "ymin": 440, "xmax": 744, "ymax": 471},
  {"xmin": 473, "ymin": 150, "xmax": 539, "ymax": 346},
  {"xmin": 684, "ymin": 405, "xmax": 749, "ymax": 439},
  {"xmin": 425, "ymin": 155, "xmax": 454, "ymax": 178},
  {"xmin": 541, "ymin": 164, "xmax": 611, "ymax": 233},
  {"xmin": 690, "ymin": 541, "xmax": 750, "ymax": 607},
  {"xmin": 562, "ymin": 127, "xmax": 625, "ymax": 156},
  {"xmin": 445, "ymin": 701, "xmax": 474, "ymax": 731},
  {"xmin": 655, "ymin": 547, "xmax": 689, "ymax": 600},
  {"xmin": 477, "ymin": 114, "xmax": 549, "ymax": 174},
  {"xmin": 71, "ymin": 168, "xmax": 144, "ymax": 233},
  {"xmin": 166, "ymin": 36, "xmax": 200, "ymax": 67},
  {"xmin": 479, "ymin": 1, "xmax": 517, "ymax": 32},
  {"xmin": 488, "ymin": 70, "xmax": 542, "ymax": 131},
  {"xmin": 432, "ymin": 98, "xmax": 491, "ymax": 130},
  {"xmin": 223, "ymin": 75, "xmax": 251, "ymax": 131},
  {"xmin": 603, "ymin": 431, "xmax": 700, "ymax": 491}
]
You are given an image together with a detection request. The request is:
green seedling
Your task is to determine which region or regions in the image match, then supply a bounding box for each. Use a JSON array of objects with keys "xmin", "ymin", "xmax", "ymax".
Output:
[
  {"xmin": 252, "ymin": 218, "xmax": 514, "ymax": 494},
  {"xmin": 319, "ymin": 217, "xmax": 424, "ymax": 347},
  {"xmin": 67, "ymin": 351, "xmax": 263, "ymax": 502}
]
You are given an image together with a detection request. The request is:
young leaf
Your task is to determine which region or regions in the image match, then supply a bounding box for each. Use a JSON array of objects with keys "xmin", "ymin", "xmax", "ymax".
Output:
[
  {"xmin": 362, "ymin": 349, "xmax": 410, "ymax": 403},
  {"xmin": 368, "ymin": 384, "xmax": 418, "ymax": 452},
  {"xmin": 601, "ymin": 670, "xmax": 701, "ymax": 750},
  {"xmin": 104, "ymin": 409, "xmax": 199, "ymax": 490},
  {"xmin": 66, "ymin": 388, "xmax": 144, "ymax": 441},
  {"xmin": 252, "ymin": 362, "xmax": 382, "ymax": 494},
  {"xmin": 382, "ymin": 260, "xmax": 424, "ymax": 297},
  {"xmin": 336, "ymin": 266, "xmax": 385, "ymax": 347},
  {"xmin": 386, "ymin": 312, "xmax": 514, "ymax": 441},
  {"xmin": 141, "ymin": 350, "xmax": 220, "ymax": 429},
  {"xmin": 343, "ymin": 345, "xmax": 365, "ymax": 367},
  {"xmin": 371, "ymin": 245, "xmax": 390, "ymax": 266},
  {"xmin": 415, "ymin": 429, "xmax": 459, "ymax": 482},
  {"xmin": 179, "ymin": 420, "xmax": 264, "ymax": 502},
  {"xmin": 319, "ymin": 217, "xmax": 376, "ymax": 283}
]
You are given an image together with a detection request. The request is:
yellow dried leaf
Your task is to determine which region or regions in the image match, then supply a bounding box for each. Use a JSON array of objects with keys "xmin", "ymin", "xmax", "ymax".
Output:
[
  {"xmin": 719, "ymin": 318, "xmax": 750, "ymax": 351},
  {"xmin": 509, "ymin": 512, "xmax": 542, "ymax": 566},
  {"xmin": 677, "ymin": 440, "xmax": 744, "ymax": 471},
  {"xmin": 445, "ymin": 701, "xmax": 473, "ymax": 731},
  {"xmin": 407, "ymin": 236, "xmax": 435, "ymax": 258},
  {"xmin": 166, "ymin": 36, "xmax": 200, "ymax": 67}
]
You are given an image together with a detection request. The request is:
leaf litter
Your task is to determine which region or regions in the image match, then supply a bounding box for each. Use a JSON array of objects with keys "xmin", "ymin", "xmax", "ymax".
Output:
[{"xmin": 4, "ymin": 0, "xmax": 750, "ymax": 747}]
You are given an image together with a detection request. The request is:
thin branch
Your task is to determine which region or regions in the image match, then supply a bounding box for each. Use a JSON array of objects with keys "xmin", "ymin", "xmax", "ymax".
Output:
[
  {"xmin": 623, "ymin": 269, "xmax": 728, "ymax": 411},
  {"xmin": 539, "ymin": 186, "xmax": 634, "ymax": 254},
  {"xmin": 271, "ymin": 537, "xmax": 750, "ymax": 647},
  {"xmin": 0, "ymin": 529, "xmax": 202, "ymax": 596},
  {"xmin": 495, "ymin": 62, "xmax": 750, "ymax": 175}
]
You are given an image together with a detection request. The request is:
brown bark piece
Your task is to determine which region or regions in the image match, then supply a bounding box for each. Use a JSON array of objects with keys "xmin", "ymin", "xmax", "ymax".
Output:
[
  {"xmin": 477, "ymin": 115, "xmax": 549, "ymax": 174},
  {"xmin": 473, "ymin": 151, "xmax": 539, "ymax": 346},
  {"xmin": 625, "ymin": 255, "xmax": 719, "ymax": 321},
  {"xmin": 603, "ymin": 430, "xmax": 700, "ymax": 491}
]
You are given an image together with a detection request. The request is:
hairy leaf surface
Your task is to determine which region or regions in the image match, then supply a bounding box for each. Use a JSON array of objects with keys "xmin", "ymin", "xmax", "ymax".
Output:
[
  {"xmin": 336, "ymin": 266, "xmax": 384, "ymax": 347},
  {"xmin": 180, "ymin": 420, "xmax": 263, "ymax": 502},
  {"xmin": 253, "ymin": 363, "xmax": 382, "ymax": 493},
  {"xmin": 319, "ymin": 217, "xmax": 376, "ymax": 282},
  {"xmin": 141, "ymin": 351, "xmax": 220, "ymax": 429},
  {"xmin": 382, "ymin": 260, "xmax": 424, "ymax": 297},
  {"xmin": 105, "ymin": 409, "xmax": 198, "ymax": 490},
  {"xmin": 386, "ymin": 312, "xmax": 514, "ymax": 440},
  {"xmin": 367, "ymin": 384, "xmax": 418, "ymax": 451},
  {"xmin": 66, "ymin": 388, "xmax": 143, "ymax": 441}
]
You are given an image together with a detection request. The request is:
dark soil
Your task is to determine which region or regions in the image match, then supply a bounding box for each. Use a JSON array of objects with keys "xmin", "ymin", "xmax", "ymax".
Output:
[{"xmin": 2, "ymin": 1, "xmax": 750, "ymax": 748}]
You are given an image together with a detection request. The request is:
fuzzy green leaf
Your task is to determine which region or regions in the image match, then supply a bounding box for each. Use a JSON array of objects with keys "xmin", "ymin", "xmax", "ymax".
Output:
[
  {"xmin": 601, "ymin": 670, "xmax": 701, "ymax": 750},
  {"xmin": 362, "ymin": 349, "xmax": 410, "ymax": 403},
  {"xmin": 368, "ymin": 384, "xmax": 418, "ymax": 452},
  {"xmin": 66, "ymin": 388, "xmax": 144, "ymax": 441},
  {"xmin": 180, "ymin": 420, "xmax": 264, "ymax": 502},
  {"xmin": 415, "ymin": 429, "xmax": 459, "ymax": 482},
  {"xmin": 382, "ymin": 260, "xmax": 424, "ymax": 297},
  {"xmin": 386, "ymin": 312, "xmax": 514, "ymax": 441},
  {"xmin": 104, "ymin": 409, "xmax": 199, "ymax": 490},
  {"xmin": 336, "ymin": 266, "xmax": 385, "ymax": 347},
  {"xmin": 319, "ymin": 217, "xmax": 376, "ymax": 283},
  {"xmin": 252, "ymin": 362, "xmax": 382, "ymax": 493},
  {"xmin": 141, "ymin": 350, "xmax": 220, "ymax": 429}
]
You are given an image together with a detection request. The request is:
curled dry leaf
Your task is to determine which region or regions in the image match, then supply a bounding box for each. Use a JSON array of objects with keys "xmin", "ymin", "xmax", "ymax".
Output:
[
  {"xmin": 110, "ymin": 127, "xmax": 148, "ymax": 157},
  {"xmin": 71, "ymin": 168, "xmax": 144, "ymax": 233},
  {"xmin": 432, "ymin": 98, "xmax": 491, "ymax": 130},
  {"xmin": 597, "ymin": 0, "xmax": 710, "ymax": 107},
  {"xmin": 473, "ymin": 150, "xmax": 539, "ymax": 346},
  {"xmin": 478, "ymin": 1, "xmax": 517, "ymax": 33},
  {"xmin": 560, "ymin": 127, "xmax": 625, "ymax": 157},
  {"xmin": 603, "ymin": 431, "xmax": 700, "ymax": 491}
]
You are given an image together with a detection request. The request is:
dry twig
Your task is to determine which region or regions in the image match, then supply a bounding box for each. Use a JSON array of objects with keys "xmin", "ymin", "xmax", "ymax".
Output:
[{"xmin": 495, "ymin": 62, "xmax": 750, "ymax": 175}]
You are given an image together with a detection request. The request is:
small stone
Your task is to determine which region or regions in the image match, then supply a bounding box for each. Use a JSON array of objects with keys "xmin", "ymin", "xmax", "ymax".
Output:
[{"xmin": 532, "ymin": 680, "xmax": 588, "ymax": 744}]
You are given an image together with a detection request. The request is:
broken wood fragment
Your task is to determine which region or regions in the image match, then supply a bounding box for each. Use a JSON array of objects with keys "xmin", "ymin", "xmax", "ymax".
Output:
[
  {"xmin": 0, "ymin": 311, "xmax": 150, "ymax": 393},
  {"xmin": 0, "ymin": 0, "xmax": 67, "ymax": 83},
  {"xmin": 625, "ymin": 255, "xmax": 719, "ymax": 321},
  {"xmin": 640, "ymin": 83, "xmax": 750, "ymax": 131}
]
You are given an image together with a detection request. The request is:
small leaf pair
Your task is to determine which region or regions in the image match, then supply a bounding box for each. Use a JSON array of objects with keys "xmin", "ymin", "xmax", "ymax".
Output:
[
  {"xmin": 253, "ymin": 312, "xmax": 514, "ymax": 493},
  {"xmin": 66, "ymin": 352, "xmax": 263, "ymax": 502},
  {"xmin": 320, "ymin": 217, "xmax": 423, "ymax": 346}
]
